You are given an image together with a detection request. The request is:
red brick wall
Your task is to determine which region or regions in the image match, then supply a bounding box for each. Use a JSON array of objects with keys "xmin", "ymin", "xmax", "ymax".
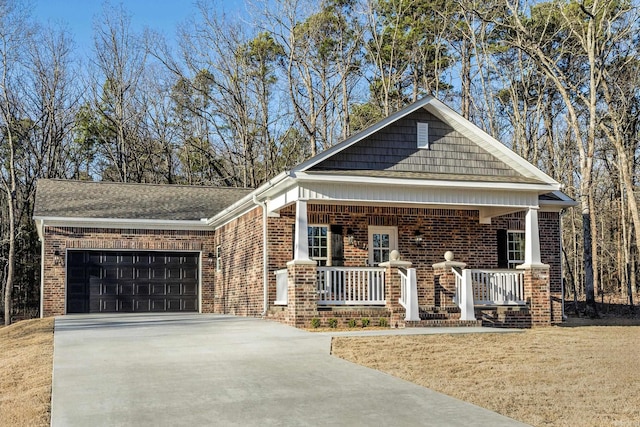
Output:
[
  {"xmin": 266, "ymin": 211, "xmax": 295, "ymax": 305},
  {"xmin": 214, "ymin": 207, "xmax": 265, "ymax": 316},
  {"xmin": 41, "ymin": 206, "xmax": 564, "ymax": 326},
  {"xmin": 41, "ymin": 227, "xmax": 215, "ymax": 317},
  {"xmin": 539, "ymin": 212, "xmax": 562, "ymax": 323}
]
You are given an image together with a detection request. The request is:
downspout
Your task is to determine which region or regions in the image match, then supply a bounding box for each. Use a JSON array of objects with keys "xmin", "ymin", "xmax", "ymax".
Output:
[
  {"xmin": 560, "ymin": 209, "xmax": 566, "ymax": 320},
  {"xmin": 35, "ymin": 219, "xmax": 45, "ymax": 318},
  {"xmin": 252, "ymin": 195, "xmax": 269, "ymax": 316}
]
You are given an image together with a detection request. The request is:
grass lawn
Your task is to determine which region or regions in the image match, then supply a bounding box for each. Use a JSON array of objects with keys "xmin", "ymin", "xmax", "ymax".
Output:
[
  {"xmin": 332, "ymin": 319, "xmax": 640, "ymax": 426},
  {"xmin": 0, "ymin": 318, "xmax": 53, "ymax": 427},
  {"xmin": 1, "ymin": 317, "xmax": 639, "ymax": 426}
]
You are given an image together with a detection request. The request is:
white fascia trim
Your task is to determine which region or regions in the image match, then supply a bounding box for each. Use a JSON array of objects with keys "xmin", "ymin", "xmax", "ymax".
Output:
[
  {"xmin": 206, "ymin": 171, "xmax": 292, "ymax": 227},
  {"xmin": 293, "ymin": 171, "xmax": 560, "ymax": 192},
  {"xmin": 33, "ymin": 216, "xmax": 212, "ymax": 231},
  {"xmin": 425, "ymin": 98, "xmax": 559, "ymax": 186}
]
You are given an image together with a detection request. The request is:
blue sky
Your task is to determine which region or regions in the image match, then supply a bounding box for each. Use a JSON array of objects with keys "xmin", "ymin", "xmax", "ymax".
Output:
[{"xmin": 32, "ymin": 1, "xmax": 243, "ymax": 54}]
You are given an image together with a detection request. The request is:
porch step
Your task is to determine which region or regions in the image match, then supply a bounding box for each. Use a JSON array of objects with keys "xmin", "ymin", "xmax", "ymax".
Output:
[
  {"xmin": 403, "ymin": 319, "xmax": 483, "ymax": 328},
  {"xmin": 418, "ymin": 306, "xmax": 461, "ymax": 321}
]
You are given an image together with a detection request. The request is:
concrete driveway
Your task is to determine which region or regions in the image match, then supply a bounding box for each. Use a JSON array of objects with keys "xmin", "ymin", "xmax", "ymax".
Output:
[{"xmin": 51, "ymin": 314, "xmax": 527, "ymax": 426}]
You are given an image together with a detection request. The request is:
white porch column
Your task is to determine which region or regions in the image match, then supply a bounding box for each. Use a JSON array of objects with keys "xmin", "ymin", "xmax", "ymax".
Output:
[
  {"xmin": 520, "ymin": 206, "xmax": 547, "ymax": 268},
  {"xmin": 293, "ymin": 199, "xmax": 312, "ymax": 262},
  {"xmin": 460, "ymin": 269, "xmax": 476, "ymax": 321},
  {"xmin": 405, "ymin": 268, "xmax": 420, "ymax": 321}
]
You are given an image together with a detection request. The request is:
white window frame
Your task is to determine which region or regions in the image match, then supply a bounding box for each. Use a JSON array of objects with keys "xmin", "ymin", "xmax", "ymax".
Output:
[
  {"xmin": 507, "ymin": 231, "xmax": 525, "ymax": 269},
  {"xmin": 308, "ymin": 225, "xmax": 329, "ymax": 266},
  {"xmin": 215, "ymin": 245, "xmax": 222, "ymax": 271},
  {"xmin": 368, "ymin": 226, "xmax": 398, "ymax": 266}
]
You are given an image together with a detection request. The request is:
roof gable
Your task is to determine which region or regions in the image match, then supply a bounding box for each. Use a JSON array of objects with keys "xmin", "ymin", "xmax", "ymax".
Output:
[
  {"xmin": 34, "ymin": 179, "xmax": 252, "ymax": 221},
  {"xmin": 296, "ymin": 96, "xmax": 558, "ymax": 186}
]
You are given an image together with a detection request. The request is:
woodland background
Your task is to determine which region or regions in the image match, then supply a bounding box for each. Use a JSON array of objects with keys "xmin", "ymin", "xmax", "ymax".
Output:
[{"xmin": 1, "ymin": 0, "xmax": 639, "ymax": 323}]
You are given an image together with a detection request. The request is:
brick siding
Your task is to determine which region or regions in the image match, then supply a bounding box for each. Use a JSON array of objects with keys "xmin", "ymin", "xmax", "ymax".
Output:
[
  {"xmin": 214, "ymin": 207, "xmax": 265, "ymax": 316},
  {"xmin": 41, "ymin": 205, "xmax": 563, "ymax": 329},
  {"xmin": 41, "ymin": 226, "xmax": 215, "ymax": 317}
]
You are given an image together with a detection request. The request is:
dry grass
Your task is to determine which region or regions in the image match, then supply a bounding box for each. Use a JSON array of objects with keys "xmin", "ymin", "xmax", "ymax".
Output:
[
  {"xmin": 0, "ymin": 318, "xmax": 54, "ymax": 427},
  {"xmin": 1, "ymin": 317, "xmax": 638, "ymax": 426},
  {"xmin": 332, "ymin": 324, "xmax": 640, "ymax": 427}
]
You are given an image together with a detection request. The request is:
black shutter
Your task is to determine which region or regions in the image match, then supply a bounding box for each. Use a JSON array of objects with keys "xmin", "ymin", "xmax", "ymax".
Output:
[
  {"xmin": 497, "ymin": 229, "xmax": 508, "ymax": 268},
  {"xmin": 330, "ymin": 225, "xmax": 344, "ymax": 266}
]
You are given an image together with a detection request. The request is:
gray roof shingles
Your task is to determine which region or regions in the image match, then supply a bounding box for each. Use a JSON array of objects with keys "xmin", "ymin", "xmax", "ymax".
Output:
[{"xmin": 34, "ymin": 179, "xmax": 252, "ymax": 221}]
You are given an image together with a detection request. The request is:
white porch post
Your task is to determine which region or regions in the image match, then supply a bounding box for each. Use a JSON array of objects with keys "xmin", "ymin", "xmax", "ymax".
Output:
[
  {"xmin": 405, "ymin": 268, "xmax": 420, "ymax": 321},
  {"xmin": 293, "ymin": 199, "xmax": 311, "ymax": 262},
  {"xmin": 521, "ymin": 206, "xmax": 546, "ymax": 268},
  {"xmin": 460, "ymin": 269, "xmax": 476, "ymax": 321}
]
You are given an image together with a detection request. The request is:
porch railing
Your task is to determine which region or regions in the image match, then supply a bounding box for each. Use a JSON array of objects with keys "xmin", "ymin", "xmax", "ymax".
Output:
[
  {"xmin": 317, "ymin": 266, "xmax": 386, "ymax": 305},
  {"xmin": 452, "ymin": 268, "xmax": 476, "ymax": 321},
  {"xmin": 398, "ymin": 267, "xmax": 420, "ymax": 321},
  {"xmin": 274, "ymin": 268, "xmax": 288, "ymax": 305},
  {"xmin": 470, "ymin": 269, "xmax": 525, "ymax": 305},
  {"xmin": 399, "ymin": 268, "xmax": 408, "ymax": 307},
  {"xmin": 453, "ymin": 268, "xmax": 526, "ymax": 313}
]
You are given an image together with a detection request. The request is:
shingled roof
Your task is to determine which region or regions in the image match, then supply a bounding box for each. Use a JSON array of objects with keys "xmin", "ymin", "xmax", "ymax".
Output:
[{"xmin": 34, "ymin": 179, "xmax": 252, "ymax": 221}]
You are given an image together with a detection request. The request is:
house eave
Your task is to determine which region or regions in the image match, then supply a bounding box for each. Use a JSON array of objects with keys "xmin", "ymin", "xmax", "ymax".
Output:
[
  {"xmin": 33, "ymin": 216, "xmax": 212, "ymax": 231},
  {"xmin": 293, "ymin": 171, "xmax": 561, "ymax": 193},
  {"xmin": 206, "ymin": 171, "xmax": 292, "ymax": 228}
]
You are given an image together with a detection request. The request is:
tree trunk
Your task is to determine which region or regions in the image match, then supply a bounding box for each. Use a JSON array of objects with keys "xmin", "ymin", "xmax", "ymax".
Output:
[{"xmin": 4, "ymin": 189, "xmax": 15, "ymax": 325}]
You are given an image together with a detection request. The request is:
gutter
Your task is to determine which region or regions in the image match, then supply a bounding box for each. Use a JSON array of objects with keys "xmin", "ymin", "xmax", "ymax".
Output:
[
  {"xmin": 32, "ymin": 216, "xmax": 211, "ymax": 231},
  {"xmin": 252, "ymin": 195, "xmax": 269, "ymax": 317}
]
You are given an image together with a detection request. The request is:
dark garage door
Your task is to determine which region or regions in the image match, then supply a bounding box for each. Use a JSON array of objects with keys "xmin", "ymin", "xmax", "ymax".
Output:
[{"xmin": 66, "ymin": 251, "xmax": 199, "ymax": 313}]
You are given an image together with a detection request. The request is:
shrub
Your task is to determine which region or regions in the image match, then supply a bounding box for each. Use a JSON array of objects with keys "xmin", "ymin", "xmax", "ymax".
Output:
[
  {"xmin": 328, "ymin": 318, "xmax": 338, "ymax": 329},
  {"xmin": 347, "ymin": 319, "xmax": 357, "ymax": 328},
  {"xmin": 379, "ymin": 318, "xmax": 389, "ymax": 328},
  {"xmin": 310, "ymin": 318, "xmax": 321, "ymax": 329},
  {"xmin": 361, "ymin": 318, "xmax": 370, "ymax": 328}
]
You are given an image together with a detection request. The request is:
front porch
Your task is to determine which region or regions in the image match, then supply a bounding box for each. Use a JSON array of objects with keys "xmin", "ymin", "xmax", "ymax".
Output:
[
  {"xmin": 272, "ymin": 253, "xmax": 547, "ymax": 329},
  {"xmin": 265, "ymin": 198, "xmax": 561, "ymax": 329}
]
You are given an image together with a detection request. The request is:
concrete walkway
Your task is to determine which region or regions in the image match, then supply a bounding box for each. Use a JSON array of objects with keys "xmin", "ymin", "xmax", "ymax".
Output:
[{"xmin": 51, "ymin": 314, "xmax": 528, "ymax": 426}]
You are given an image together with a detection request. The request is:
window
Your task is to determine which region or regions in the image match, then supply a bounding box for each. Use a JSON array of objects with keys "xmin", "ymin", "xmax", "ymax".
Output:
[
  {"xmin": 308, "ymin": 226, "xmax": 328, "ymax": 266},
  {"xmin": 417, "ymin": 122, "xmax": 429, "ymax": 149},
  {"xmin": 507, "ymin": 231, "xmax": 525, "ymax": 268},
  {"xmin": 215, "ymin": 245, "xmax": 222, "ymax": 271}
]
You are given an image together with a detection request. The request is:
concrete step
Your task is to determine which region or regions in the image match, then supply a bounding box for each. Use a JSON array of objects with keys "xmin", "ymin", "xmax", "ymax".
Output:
[{"xmin": 403, "ymin": 319, "xmax": 483, "ymax": 328}]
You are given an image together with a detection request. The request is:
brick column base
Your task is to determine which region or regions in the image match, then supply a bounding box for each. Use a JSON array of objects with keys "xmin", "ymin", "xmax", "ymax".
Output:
[
  {"xmin": 286, "ymin": 260, "xmax": 318, "ymax": 328},
  {"xmin": 380, "ymin": 254, "xmax": 412, "ymax": 328},
  {"xmin": 521, "ymin": 265, "xmax": 551, "ymax": 326},
  {"xmin": 432, "ymin": 253, "xmax": 466, "ymax": 308}
]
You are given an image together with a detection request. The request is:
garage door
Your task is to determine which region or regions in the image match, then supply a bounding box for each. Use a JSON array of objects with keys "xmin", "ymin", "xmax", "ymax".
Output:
[{"xmin": 66, "ymin": 251, "xmax": 199, "ymax": 313}]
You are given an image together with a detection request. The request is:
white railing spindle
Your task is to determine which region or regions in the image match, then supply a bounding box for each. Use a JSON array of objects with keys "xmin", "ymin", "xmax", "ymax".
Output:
[
  {"xmin": 456, "ymin": 269, "xmax": 526, "ymax": 306},
  {"xmin": 274, "ymin": 269, "xmax": 288, "ymax": 305},
  {"xmin": 317, "ymin": 267, "xmax": 386, "ymax": 305}
]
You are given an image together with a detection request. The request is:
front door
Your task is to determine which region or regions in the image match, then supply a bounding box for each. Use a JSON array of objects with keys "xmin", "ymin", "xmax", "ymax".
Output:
[{"xmin": 368, "ymin": 226, "xmax": 398, "ymax": 266}]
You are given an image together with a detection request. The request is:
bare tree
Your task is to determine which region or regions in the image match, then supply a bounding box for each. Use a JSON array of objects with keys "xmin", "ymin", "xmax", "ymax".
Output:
[
  {"xmin": 0, "ymin": 0, "xmax": 32, "ymax": 324},
  {"xmin": 84, "ymin": 3, "xmax": 148, "ymax": 182}
]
